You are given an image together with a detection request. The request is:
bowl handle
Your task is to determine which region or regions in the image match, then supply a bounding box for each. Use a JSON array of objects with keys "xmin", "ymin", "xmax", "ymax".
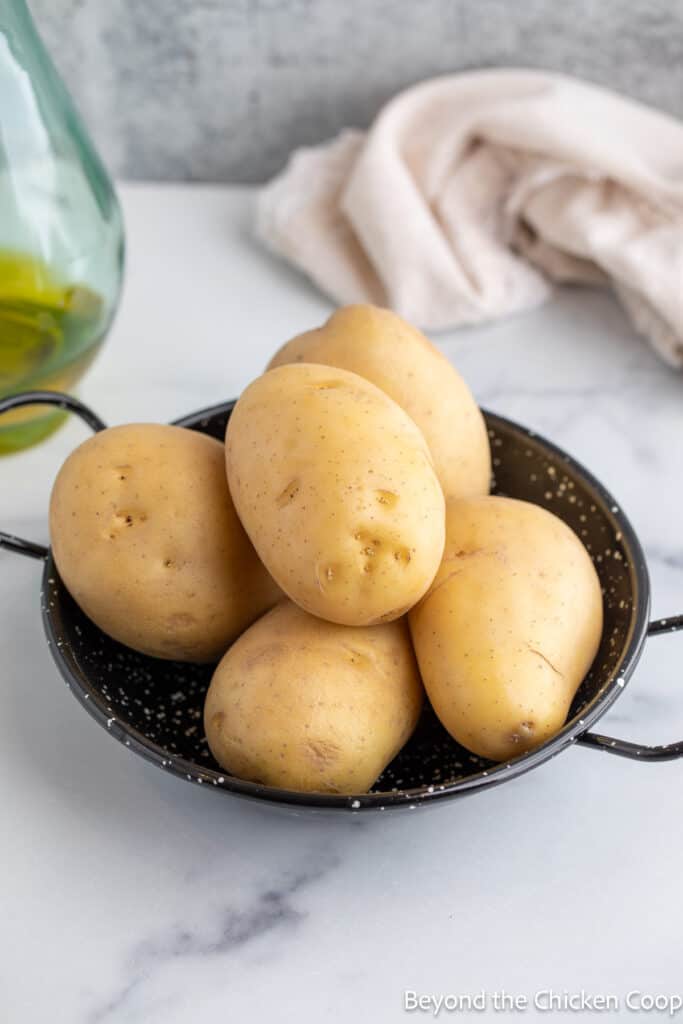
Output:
[
  {"xmin": 577, "ymin": 616, "xmax": 683, "ymax": 761},
  {"xmin": 0, "ymin": 390, "xmax": 107, "ymax": 561}
]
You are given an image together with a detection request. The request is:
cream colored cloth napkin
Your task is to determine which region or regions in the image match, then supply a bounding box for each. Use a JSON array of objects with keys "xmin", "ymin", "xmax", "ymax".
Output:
[{"xmin": 256, "ymin": 69, "xmax": 683, "ymax": 367}]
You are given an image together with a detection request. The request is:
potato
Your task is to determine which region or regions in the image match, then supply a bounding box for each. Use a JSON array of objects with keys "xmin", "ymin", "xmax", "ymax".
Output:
[
  {"xmin": 49, "ymin": 424, "xmax": 281, "ymax": 662},
  {"xmin": 409, "ymin": 496, "xmax": 603, "ymax": 761},
  {"xmin": 204, "ymin": 600, "xmax": 423, "ymax": 793},
  {"xmin": 268, "ymin": 304, "xmax": 491, "ymax": 500},
  {"xmin": 226, "ymin": 363, "xmax": 446, "ymax": 626}
]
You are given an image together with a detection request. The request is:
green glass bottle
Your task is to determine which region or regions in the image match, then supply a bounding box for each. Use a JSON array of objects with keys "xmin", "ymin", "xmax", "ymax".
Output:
[{"xmin": 0, "ymin": 0, "xmax": 124, "ymax": 454}]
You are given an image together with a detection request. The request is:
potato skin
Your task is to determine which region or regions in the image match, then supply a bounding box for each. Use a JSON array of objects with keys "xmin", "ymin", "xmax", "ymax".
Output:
[
  {"xmin": 409, "ymin": 496, "xmax": 603, "ymax": 761},
  {"xmin": 49, "ymin": 424, "xmax": 281, "ymax": 662},
  {"xmin": 268, "ymin": 304, "xmax": 491, "ymax": 501},
  {"xmin": 204, "ymin": 600, "xmax": 423, "ymax": 793},
  {"xmin": 226, "ymin": 363, "xmax": 446, "ymax": 626}
]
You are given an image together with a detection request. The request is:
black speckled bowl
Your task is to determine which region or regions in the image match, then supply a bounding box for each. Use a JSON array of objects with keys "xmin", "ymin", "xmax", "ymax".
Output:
[{"xmin": 2, "ymin": 391, "xmax": 682, "ymax": 814}]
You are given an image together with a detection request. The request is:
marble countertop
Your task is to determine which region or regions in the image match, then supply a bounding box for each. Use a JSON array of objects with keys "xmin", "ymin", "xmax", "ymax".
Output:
[{"xmin": 3, "ymin": 184, "xmax": 683, "ymax": 1023}]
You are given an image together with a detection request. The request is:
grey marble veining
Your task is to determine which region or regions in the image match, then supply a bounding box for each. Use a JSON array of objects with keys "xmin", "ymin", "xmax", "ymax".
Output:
[
  {"xmin": 88, "ymin": 856, "xmax": 338, "ymax": 1022},
  {"xmin": 29, "ymin": 0, "xmax": 683, "ymax": 182}
]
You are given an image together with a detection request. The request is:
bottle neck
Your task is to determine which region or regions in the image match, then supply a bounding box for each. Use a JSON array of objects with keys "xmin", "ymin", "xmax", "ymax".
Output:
[
  {"xmin": 0, "ymin": 0, "xmax": 45, "ymax": 69},
  {"xmin": 0, "ymin": 0, "xmax": 34, "ymax": 33}
]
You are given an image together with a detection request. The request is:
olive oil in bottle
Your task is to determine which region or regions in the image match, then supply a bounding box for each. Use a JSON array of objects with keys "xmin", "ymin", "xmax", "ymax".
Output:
[
  {"xmin": 0, "ymin": 250, "xmax": 105, "ymax": 452},
  {"xmin": 0, "ymin": 0, "xmax": 124, "ymax": 453}
]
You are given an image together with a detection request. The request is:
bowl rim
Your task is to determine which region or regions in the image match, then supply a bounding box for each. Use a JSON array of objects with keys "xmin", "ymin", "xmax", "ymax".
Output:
[{"xmin": 41, "ymin": 401, "xmax": 651, "ymax": 812}]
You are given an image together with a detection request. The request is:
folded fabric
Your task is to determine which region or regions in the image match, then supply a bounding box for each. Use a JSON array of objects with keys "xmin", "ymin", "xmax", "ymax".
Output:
[{"xmin": 256, "ymin": 69, "xmax": 683, "ymax": 368}]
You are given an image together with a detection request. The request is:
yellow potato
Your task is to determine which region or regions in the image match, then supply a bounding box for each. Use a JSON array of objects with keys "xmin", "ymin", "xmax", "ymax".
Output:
[
  {"xmin": 409, "ymin": 496, "xmax": 603, "ymax": 761},
  {"xmin": 225, "ymin": 363, "xmax": 446, "ymax": 626},
  {"xmin": 204, "ymin": 600, "xmax": 423, "ymax": 793},
  {"xmin": 49, "ymin": 424, "xmax": 281, "ymax": 662},
  {"xmin": 268, "ymin": 304, "xmax": 491, "ymax": 500}
]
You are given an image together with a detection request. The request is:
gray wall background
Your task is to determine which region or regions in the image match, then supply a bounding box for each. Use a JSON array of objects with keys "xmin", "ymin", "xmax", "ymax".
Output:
[{"xmin": 30, "ymin": 0, "xmax": 683, "ymax": 183}]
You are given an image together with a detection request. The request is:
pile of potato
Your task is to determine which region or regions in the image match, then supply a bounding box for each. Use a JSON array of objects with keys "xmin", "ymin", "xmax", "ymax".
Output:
[{"xmin": 49, "ymin": 305, "xmax": 603, "ymax": 794}]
